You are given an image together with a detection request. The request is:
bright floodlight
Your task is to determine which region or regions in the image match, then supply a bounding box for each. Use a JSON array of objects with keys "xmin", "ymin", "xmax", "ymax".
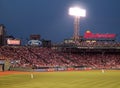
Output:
[{"xmin": 69, "ymin": 7, "xmax": 86, "ymax": 17}]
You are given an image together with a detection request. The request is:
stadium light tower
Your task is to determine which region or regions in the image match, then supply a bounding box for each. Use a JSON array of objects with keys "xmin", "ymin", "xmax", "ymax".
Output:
[{"xmin": 69, "ymin": 7, "xmax": 86, "ymax": 42}]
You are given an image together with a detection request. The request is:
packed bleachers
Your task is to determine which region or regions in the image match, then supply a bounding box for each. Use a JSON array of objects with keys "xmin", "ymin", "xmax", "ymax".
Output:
[
  {"xmin": 0, "ymin": 45, "xmax": 120, "ymax": 69},
  {"xmin": 63, "ymin": 53, "xmax": 120, "ymax": 69}
]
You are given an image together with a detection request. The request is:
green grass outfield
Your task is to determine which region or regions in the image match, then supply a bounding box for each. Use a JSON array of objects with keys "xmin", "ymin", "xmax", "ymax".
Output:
[{"xmin": 0, "ymin": 70, "xmax": 120, "ymax": 88}]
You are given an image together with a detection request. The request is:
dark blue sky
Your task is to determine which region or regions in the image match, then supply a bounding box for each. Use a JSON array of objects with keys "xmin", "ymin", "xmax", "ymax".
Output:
[{"xmin": 0, "ymin": 0, "xmax": 120, "ymax": 43}]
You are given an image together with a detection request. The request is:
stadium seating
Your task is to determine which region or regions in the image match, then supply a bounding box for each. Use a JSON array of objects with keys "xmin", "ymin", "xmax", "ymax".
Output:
[{"xmin": 0, "ymin": 45, "xmax": 120, "ymax": 69}]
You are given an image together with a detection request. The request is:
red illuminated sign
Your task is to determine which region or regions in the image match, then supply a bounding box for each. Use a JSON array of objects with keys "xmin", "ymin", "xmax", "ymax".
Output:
[
  {"xmin": 7, "ymin": 39, "xmax": 21, "ymax": 45},
  {"xmin": 84, "ymin": 31, "xmax": 116, "ymax": 39}
]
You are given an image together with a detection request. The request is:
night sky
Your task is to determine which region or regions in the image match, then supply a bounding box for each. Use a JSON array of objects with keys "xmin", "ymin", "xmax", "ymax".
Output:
[{"xmin": 0, "ymin": 0, "xmax": 120, "ymax": 43}]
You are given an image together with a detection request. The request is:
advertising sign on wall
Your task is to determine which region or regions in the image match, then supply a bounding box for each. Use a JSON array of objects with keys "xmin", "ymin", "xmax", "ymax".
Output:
[
  {"xmin": 84, "ymin": 30, "xmax": 116, "ymax": 39},
  {"xmin": 7, "ymin": 39, "xmax": 21, "ymax": 45},
  {"xmin": 28, "ymin": 40, "xmax": 42, "ymax": 46}
]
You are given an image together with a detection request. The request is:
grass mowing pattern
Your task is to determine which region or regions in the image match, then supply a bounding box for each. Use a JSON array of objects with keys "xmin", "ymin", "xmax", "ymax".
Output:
[{"xmin": 0, "ymin": 70, "xmax": 120, "ymax": 88}]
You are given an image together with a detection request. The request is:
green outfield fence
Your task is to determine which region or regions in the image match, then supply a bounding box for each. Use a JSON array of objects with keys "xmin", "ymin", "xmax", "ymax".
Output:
[{"xmin": 9, "ymin": 66, "xmax": 120, "ymax": 72}]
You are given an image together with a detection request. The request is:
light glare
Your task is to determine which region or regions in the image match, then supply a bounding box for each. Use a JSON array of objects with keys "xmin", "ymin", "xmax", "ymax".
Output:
[{"xmin": 69, "ymin": 7, "xmax": 86, "ymax": 17}]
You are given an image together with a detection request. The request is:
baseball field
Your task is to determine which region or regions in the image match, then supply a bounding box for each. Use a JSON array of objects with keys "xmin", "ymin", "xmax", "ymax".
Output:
[{"xmin": 0, "ymin": 70, "xmax": 120, "ymax": 88}]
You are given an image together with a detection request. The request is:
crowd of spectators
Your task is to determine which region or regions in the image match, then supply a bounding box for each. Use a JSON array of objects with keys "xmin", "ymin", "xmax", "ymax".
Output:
[
  {"xmin": 62, "ymin": 53, "xmax": 120, "ymax": 69},
  {"xmin": 0, "ymin": 45, "xmax": 120, "ymax": 69}
]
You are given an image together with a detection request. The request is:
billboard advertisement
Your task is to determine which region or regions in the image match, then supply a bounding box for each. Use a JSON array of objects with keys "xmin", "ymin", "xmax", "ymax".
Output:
[
  {"xmin": 84, "ymin": 30, "xmax": 116, "ymax": 39},
  {"xmin": 7, "ymin": 39, "xmax": 21, "ymax": 45},
  {"xmin": 28, "ymin": 40, "xmax": 42, "ymax": 46}
]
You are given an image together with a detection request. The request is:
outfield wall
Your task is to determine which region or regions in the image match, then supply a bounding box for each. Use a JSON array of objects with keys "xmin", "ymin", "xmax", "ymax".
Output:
[
  {"xmin": 9, "ymin": 66, "xmax": 91, "ymax": 72},
  {"xmin": 9, "ymin": 66, "xmax": 120, "ymax": 72},
  {"xmin": 34, "ymin": 68, "xmax": 120, "ymax": 72},
  {"xmin": 9, "ymin": 67, "xmax": 33, "ymax": 72}
]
